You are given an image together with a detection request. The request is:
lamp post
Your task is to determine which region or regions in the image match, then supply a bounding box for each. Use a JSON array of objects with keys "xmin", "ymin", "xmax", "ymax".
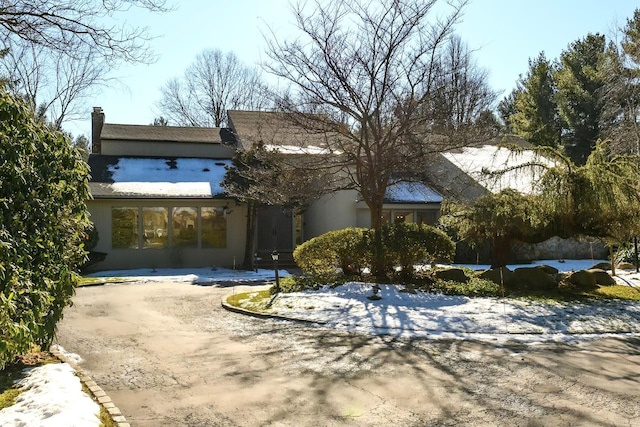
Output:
[{"xmin": 271, "ymin": 249, "xmax": 280, "ymax": 292}]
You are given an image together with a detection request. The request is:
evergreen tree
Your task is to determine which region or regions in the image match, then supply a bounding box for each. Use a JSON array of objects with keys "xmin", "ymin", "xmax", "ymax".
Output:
[
  {"xmin": 510, "ymin": 53, "xmax": 561, "ymax": 147},
  {"xmin": 554, "ymin": 34, "xmax": 606, "ymax": 164}
]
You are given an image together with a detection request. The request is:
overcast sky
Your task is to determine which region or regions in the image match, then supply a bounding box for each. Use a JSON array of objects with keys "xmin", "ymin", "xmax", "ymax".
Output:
[{"xmin": 67, "ymin": 0, "xmax": 639, "ymax": 137}]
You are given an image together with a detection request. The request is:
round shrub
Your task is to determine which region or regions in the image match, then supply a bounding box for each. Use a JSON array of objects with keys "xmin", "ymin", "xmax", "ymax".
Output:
[
  {"xmin": 294, "ymin": 224, "xmax": 455, "ymax": 278},
  {"xmin": 374, "ymin": 222, "xmax": 455, "ymax": 275},
  {"xmin": 293, "ymin": 227, "xmax": 369, "ymax": 276}
]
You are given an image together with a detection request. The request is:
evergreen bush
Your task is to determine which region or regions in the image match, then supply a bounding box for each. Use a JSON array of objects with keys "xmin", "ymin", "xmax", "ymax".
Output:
[{"xmin": 0, "ymin": 91, "xmax": 90, "ymax": 369}]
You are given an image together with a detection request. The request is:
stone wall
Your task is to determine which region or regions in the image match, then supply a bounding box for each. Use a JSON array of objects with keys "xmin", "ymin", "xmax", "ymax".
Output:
[{"xmin": 511, "ymin": 236, "xmax": 608, "ymax": 262}]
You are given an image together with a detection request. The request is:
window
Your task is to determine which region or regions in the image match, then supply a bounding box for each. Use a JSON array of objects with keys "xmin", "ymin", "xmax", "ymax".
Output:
[
  {"xmin": 417, "ymin": 210, "xmax": 438, "ymax": 225},
  {"xmin": 295, "ymin": 213, "xmax": 304, "ymax": 246},
  {"xmin": 201, "ymin": 207, "xmax": 227, "ymax": 248},
  {"xmin": 172, "ymin": 207, "xmax": 198, "ymax": 247},
  {"xmin": 111, "ymin": 205, "xmax": 229, "ymax": 250},
  {"xmin": 394, "ymin": 211, "xmax": 413, "ymax": 223},
  {"xmin": 112, "ymin": 207, "xmax": 139, "ymax": 249},
  {"xmin": 142, "ymin": 207, "xmax": 168, "ymax": 249}
]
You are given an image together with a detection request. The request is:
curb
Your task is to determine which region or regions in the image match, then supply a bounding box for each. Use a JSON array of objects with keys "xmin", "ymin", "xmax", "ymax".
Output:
[
  {"xmin": 221, "ymin": 297, "xmax": 328, "ymax": 326},
  {"xmin": 50, "ymin": 346, "xmax": 130, "ymax": 427}
]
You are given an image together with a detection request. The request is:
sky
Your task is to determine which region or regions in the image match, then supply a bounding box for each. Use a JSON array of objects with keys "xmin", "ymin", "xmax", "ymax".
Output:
[{"xmin": 67, "ymin": 0, "xmax": 640, "ymax": 137}]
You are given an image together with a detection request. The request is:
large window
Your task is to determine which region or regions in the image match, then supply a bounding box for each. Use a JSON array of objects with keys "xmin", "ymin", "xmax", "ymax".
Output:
[
  {"xmin": 381, "ymin": 209, "xmax": 438, "ymax": 226},
  {"xmin": 172, "ymin": 207, "xmax": 198, "ymax": 247},
  {"xmin": 112, "ymin": 205, "xmax": 227, "ymax": 249},
  {"xmin": 112, "ymin": 207, "xmax": 139, "ymax": 249},
  {"xmin": 201, "ymin": 207, "xmax": 227, "ymax": 248},
  {"xmin": 142, "ymin": 207, "xmax": 169, "ymax": 249}
]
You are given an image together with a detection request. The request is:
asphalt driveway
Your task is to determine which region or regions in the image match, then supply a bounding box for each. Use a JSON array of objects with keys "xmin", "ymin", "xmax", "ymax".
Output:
[{"xmin": 55, "ymin": 281, "xmax": 640, "ymax": 426}]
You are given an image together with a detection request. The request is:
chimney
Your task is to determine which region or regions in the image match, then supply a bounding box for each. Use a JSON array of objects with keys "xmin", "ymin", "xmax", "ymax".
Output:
[{"xmin": 91, "ymin": 107, "xmax": 105, "ymax": 154}]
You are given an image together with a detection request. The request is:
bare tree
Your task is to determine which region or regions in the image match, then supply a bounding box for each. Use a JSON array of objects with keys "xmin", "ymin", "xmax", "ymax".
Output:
[
  {"xmin": 600, "ymin": 10, "xmax": 640, "ymax": 155},
  {"xmin": 427, "ymin": 35, "xmax": 499, "ymax": 140},
  {"xmin": 157, "ymin": 49, "xmax": 268, "ymax": 127},
  {"xmin": 0, "ymin": 0, "xmax": 170, "ymax": 63},
  {"xmin": 264, "ymin": 0, "xmax": 474, "ymax": 273},
  {"xmin": 0, "ymin": 38, "xmax": 113, "ymax": 129}
]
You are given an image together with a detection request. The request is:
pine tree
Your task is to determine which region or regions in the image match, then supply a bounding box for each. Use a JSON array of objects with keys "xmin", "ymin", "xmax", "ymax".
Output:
[
  {"xmin": 554, "ymin": 34, "xmax": 606, "ymax": 164},
  {"xmin": 510, "ymin": 53, "xmax": 561, "ymax": 147}
]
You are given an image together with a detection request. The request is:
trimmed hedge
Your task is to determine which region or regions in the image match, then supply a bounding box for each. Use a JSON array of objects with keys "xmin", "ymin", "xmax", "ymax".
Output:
[
  {"xmin": 377, "ymin": 222, "xmax": 455, "ymax": 275},
  {"xmin": 293, "ymin": 224, "xmax": 455, "ymax": 276},
  {"xmin": 293, "ymin": 227, "xmax": 369, "ymax": 276}
]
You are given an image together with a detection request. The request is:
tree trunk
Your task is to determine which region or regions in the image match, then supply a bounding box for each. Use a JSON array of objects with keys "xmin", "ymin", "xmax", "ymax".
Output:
[
  {"xmin": 242, "ymin": 201, "xmax": 258, "ymax": 270},
  {"xmin": 369, "ymin": 201, "xmax": 386, "ymax": 278},
  {"xmin": 609, "ymin": 245, "xmax": 616, "ymax": 277},
  {"xmin": 491, "ymin": 236, "xmax": 511, "ymax": 269}
]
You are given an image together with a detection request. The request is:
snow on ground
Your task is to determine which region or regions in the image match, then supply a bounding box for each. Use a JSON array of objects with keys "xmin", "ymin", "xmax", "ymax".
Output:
[
  {"xmin": 268, "ymin": 280, "xmax": 640, "ymax": 344},
  {"xmin": 86, "ymin": 267, "xmax": 291, "ymax": 284},
  {"xmin": 86, "ymin": 260, "xmax": 640, "ymax": 345},
  {"xmin": 3, "ymin": 260, "xmax": 636, "ymax": 425},
  {"xmin": 0, "ymin": 363, "xmax": 100, "ymax": 427}
]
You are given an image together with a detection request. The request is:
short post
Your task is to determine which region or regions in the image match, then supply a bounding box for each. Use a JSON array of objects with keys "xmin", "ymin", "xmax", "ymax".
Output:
[
  {"xmin": 635, "ymin": 237, "xmax": 639, "ymax": 273},
  {"xmin": 271, "ymin": 250, "xmax": 280, "ymax": 292}
]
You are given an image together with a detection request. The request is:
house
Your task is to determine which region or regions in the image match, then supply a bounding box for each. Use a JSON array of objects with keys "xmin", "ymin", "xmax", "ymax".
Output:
[
  {"xmin": 86, "ymin": 108, "xmax": 444, "ymax": 270},
  {"xmin": 87, "ymin": 107, "xmax": 246, "ymax": 270}
]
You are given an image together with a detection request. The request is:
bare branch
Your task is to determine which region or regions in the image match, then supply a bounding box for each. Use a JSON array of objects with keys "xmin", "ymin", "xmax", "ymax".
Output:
[{"xmin": 0, "ymin": 0, "xmax": 172, "ymax": 63}]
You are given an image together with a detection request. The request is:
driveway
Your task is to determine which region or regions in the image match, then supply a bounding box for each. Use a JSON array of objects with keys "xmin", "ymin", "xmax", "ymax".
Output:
[{"xmin": 55, "ymin": 281, "xmax": 640, "ymax": 426}]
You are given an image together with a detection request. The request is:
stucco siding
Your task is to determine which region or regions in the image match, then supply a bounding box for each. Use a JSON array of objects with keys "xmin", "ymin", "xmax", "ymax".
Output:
[
  {"xmin": 304, "ymin": 189, "xmax": 359, "ymax": 238},
  {"xmin": 87, "ymin": 199, "xmax": 246, "ymax": 271}
]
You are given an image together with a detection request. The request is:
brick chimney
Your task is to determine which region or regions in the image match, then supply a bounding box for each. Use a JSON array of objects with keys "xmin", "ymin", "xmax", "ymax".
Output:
[{"xmin": 91, "ymin": 107, "xmax": 105, "ymax": 154}]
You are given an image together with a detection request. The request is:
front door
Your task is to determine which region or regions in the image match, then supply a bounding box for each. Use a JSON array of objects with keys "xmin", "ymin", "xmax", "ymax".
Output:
[{"xmin": 256, "ymin": 206, "xmax": 294, "ymax": 253}]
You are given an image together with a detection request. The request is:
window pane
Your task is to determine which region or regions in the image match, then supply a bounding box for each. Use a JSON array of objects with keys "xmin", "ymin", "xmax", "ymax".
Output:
[
  {"xmin": 202, "ymin": 207, "xmax": 227, "ymax": 248},
  {"xmin": 172, "ymin": 207, "xmax": 198, "ymax": 247},
  {"xmin": 394, "ymin": 211, "xmax": 413, "ymax": 223},
  {"xmin": 417, "ymin": 210, "xmax": 438, "ymax": 225},
  {"xmin": 142, "ymin": 207, "xmax": 168, "ymax": 249},
  {"xmin": 381, "ymin": 210, "xmax": 391, "ymax": 224},
  {"xmin": 112, "ymin": 207, "xmax": 138, "ymax": 249}
]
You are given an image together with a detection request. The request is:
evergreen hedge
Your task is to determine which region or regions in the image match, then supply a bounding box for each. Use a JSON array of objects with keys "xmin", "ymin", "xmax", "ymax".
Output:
[{"xmin": 0, "ymin": 91, "xmax": 90, "ymax": 369}]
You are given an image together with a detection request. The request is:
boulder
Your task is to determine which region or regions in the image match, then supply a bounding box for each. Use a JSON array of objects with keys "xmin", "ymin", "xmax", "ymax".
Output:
[
  {"xmin": 434, "ymin": 268, "xmax": 469, "ymax": 283},
  {"xmin": 509, "ymin": 266, "xmax": 557, "ymax": 291},
  {"xmin": 477, "ymin": 267, "xmax": 513, "ymax": 285},
  {"xmin": 589, "ymin": 262, "xmax": 611, "ymax": 271},
  {"xmin": 616, "ymin": 262, "xmax": 637, "ymax": 271},
  {"xmin": 568, "ymin": 270, "xmax": 597, "ymax": 290},
  {"xmin": 537, "ymin": 264, "xmax": 559, "ymax": 275},
  {"xmin": 586, "ymin": 269, "xmax": 616, "ymax": 286}
]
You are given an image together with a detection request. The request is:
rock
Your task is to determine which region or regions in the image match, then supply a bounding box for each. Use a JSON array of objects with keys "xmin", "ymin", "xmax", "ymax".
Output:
[
  {"xmin": 509, "ymin": 266, "xmax": 557, "ymax": 291},
  {"xmin": 589, "ymin": 262, "xmax": 611, "ymax": 270},
  {"xmin": 586, "ymin": 269, "xmax": 616, "ymax": 286},
  {"xmin": 434, "ymin": 268, "xmax": 469, "ymax": 283},
  {"xmin": 568, "ymin": 270, "xmax": 597, "ymax": 290},
  {"xmin": 616, "ymin": 262, "xmax": 637, "ymax": 271},
  {"xmin": 537, "ymin": 264, "xmax": 559, "ymax": 275},
  {"xmin": 477, "ymin": 267, "xmax": 513, "ymax": 285}
]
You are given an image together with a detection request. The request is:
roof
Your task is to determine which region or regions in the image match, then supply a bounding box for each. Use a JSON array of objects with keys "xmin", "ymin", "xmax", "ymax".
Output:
[
  {"xmin": 384, "ymin": 182, "xmax": 443, "ymax": 204},
  {"xmin": 88, "ymin": 155, "xmax": 231, "ymax": 199},
  {"xmin": 442, "ymin": 145, "xmax": 553, "ymax": 195},
  {"xmin": 101, "ymin": 123, "xmax": 222, "ymax": 144},
  {"xmin": 227, "ymin": 110, "xmax": 343, "ymax": 151}
]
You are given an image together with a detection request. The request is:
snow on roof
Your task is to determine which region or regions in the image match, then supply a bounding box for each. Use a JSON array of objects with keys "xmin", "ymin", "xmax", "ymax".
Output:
[
  {"xmin": 442, "ymin": 145, "xmax": 552, "ymax": 194},
  {"xmin": 92, "ymin": 158, "xmax": 232, "ymax": 198},
  {"xmin": 385, "ymin": 182, "xmax": 443, "ymax": 203},
  {"xmin": 264, "ymin": 144, "xmax": 336, "ymax": 155}
]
